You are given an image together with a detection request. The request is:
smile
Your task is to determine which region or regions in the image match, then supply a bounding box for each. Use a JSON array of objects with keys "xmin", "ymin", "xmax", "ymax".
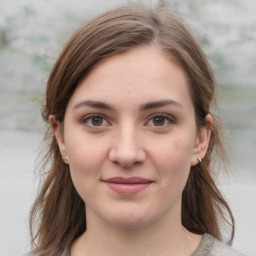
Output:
[{"xmin": 102, "ymin": 177, "xmax": 153, "ymax": 195}]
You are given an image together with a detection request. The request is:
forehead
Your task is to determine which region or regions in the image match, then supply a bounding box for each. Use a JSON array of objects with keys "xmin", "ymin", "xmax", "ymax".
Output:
[{"xmin": 68, "ymin": 46, "xmax": 193, "ymax": 111}]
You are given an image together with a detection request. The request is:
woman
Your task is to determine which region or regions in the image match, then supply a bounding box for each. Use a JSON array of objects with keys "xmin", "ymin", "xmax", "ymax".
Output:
[{"xmin": 27, "ymin": 5, "xmax": 244, "ymax": 256}]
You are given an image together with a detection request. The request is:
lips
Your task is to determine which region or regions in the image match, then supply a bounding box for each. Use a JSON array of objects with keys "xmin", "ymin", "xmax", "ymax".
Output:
[{"xmin": 102, "ymin": 177, "xmax": 153, "ymax": 195}]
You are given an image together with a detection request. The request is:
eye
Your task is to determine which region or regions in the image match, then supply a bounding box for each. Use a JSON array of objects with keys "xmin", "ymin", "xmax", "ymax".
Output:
[
  {"xmin": 146, "ymin": 114, "xmax": 174, "ymax": 127},
  {"xmin": 81, "ymin": 114, "xmax": 110, "ymax": 127}
]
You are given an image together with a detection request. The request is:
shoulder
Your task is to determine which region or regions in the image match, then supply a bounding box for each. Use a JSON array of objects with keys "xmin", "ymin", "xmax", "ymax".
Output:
[
  {"xmin": 210, "ymin": 237, "xmax": 246, "ymax": 256},
  {"xmin": 193, "ymin": 233, "xmax": 246, "ymax": 256}
]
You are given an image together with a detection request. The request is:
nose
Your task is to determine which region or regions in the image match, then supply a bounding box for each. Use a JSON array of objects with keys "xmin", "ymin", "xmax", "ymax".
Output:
[{"xmin": 108, "ymin": 125, "xmax": 146, "ymax": 169}]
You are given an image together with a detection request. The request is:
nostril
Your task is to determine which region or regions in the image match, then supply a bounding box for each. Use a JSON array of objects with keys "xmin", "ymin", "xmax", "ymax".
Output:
[
  {"xmin": 112, "ymin": 159, "xmax": 144, "ymax": 169},
  {"xmin": 108, "ymin": 138, "xmax": 146, "ymax": 168},
  {"xmin": 113, "ymin": 161, "xmax": 119, "ymax": 166}
]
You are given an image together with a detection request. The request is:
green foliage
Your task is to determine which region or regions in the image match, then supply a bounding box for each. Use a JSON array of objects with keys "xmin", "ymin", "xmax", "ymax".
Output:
[
  {"xmin": 157, "ymin": 0, "xmax": 169, "ymax": 8},
  {"xmin": 32, "ymin": 54, "xmax": 51, "ymax": 73},
  {"xmin": 220, "ymin": 85, "xmax": 256, "ymax": 101},
  {"xmin": 0, "ymin": 27, "xmax": 11, "ymax": 49},
  {"xmin": 189, "ymin": 0, "xmax": 204, "ymax": 11},
  {"xmin": 211, "ymin": 52, "xmax": 226, "ymax": 68},
  {"xmin": 199, "ymin": 35, "xmax": 210, "ymax": 47},
  {"xmin": 27, "ymin": 92, "xmax": 44, "ymax": 105},
  {"xmin": 24, "ymin": 6, "xmax": 37, "ymax": 18}
]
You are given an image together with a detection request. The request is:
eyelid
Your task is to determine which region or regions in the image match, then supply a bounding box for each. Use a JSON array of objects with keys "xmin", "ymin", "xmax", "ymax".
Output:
[
  {"xmin": 81, "ymin": 113, "xmax": 111, "ymax": 127},
  {"xmin": 145, "ymin": 113, "xmax": 175, "ymax": 126},
  {"xmin": 80, "ymin": 113, "xmax": 175, "ymax": 128}
]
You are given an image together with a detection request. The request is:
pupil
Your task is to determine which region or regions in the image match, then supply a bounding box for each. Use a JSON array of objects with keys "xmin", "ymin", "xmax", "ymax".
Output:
[
  {"xmin": 153, "ymin": 117, "xmax": 164, "ymax": 126},
  {"xmin": 92, "ymin": 117, "xmax": 103, "ymax": 126}
]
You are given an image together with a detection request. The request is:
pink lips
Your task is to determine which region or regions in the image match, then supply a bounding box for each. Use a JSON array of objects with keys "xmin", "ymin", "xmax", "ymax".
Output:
[{"xmin": 103, "ymin": 177, "xmax": 152, "ymax": 195}]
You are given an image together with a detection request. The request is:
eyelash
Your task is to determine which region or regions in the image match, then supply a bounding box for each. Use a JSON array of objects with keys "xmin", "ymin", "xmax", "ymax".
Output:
[
  {"xmin": 81, "ymin": 113, "xmax": 175, "ymax": 128},
  {"xmin": 81, "ymin": 114, "xmax": 110, "ymax": 127},
  {"xmin": 146, "ymin": 114, "xmax": 175, "ymax": 127}
]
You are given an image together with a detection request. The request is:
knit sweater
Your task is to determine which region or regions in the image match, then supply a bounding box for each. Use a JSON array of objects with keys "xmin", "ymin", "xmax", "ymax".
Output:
[{"xmin": 192, "ymin": 233, "xmax": 245, "ymax": 256}]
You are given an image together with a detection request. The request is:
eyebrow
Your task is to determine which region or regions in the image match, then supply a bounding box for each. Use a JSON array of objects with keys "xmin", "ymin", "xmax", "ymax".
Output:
[
  {"xmin": 73, "ymin": 99, "xmax": 183, "ymax": 111},
  {"xmin": 73, "ymin": 100, "xmax": 115, "ymax": 111},
  {"xmin": 140, "ymin": 99, "xmax": 183, "ymax": 111}
]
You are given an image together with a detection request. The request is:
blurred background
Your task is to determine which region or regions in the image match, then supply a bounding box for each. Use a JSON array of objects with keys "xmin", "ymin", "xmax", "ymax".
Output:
[{"xmin": 0, "ymin": 0, "xmax": 255, "ymax": 255}]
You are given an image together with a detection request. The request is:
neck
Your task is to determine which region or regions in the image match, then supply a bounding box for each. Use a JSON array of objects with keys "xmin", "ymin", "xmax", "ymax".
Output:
[{"xmin": 71, "ymin": 205, "xmax": 202, "ymax": 256}]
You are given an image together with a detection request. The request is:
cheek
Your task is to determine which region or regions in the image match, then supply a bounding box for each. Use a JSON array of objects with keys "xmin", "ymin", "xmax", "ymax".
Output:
[
  {"xmin": 66, "ymin": 139, "xmax": 105, "ymax": 203},
  {"xmin": 64, "ymin": 135, "xmax": 108, "ymax": 198},
  {"xmin": 151, "ymin": 134, "xmax": 195, "ymax": 188},
  {"xmin": 157, "ymin": 135, "xmax": 195, "ymax": 167},
  {"xmin": 65, "ymin": 132, "xmax": 108, "ymax": 172}
]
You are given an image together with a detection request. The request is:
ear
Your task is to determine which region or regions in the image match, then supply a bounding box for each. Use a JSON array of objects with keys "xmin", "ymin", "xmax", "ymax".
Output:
[
  {"xmin": 191, "ymin": 114, "xmax": 213, "ymax": 166},
  {"xmin": 49, "ymin": 115, "xmax": 69, "ymax": 164}
]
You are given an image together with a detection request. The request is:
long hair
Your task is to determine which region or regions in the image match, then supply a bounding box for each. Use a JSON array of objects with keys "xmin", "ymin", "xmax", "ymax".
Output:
[{"xmin": 29, "ymin": 5, "xmax": 234, "ymax": 255}]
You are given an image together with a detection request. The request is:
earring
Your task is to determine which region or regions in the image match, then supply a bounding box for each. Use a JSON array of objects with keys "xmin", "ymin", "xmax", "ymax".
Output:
[
  {"xmin": 61, "ymin": 154, "xmax": 68, "ymax": 161},
  {"xmin": 197, "ymin": 157, "xmax": 202, "ymax": 164}
]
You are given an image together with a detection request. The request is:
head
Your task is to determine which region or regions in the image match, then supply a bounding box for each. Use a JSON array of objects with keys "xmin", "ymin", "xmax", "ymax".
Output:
[
  {"xmin": 30, "ymin": 5, "xmax": 234, "ymax": 254},
  {"xmin": 45, "ymin": 6, "xmax": 214, "ymax": 128}
]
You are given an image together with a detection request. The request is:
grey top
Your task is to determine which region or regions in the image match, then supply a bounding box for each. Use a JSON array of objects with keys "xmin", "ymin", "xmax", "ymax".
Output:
[
  {"xmin": 25, "ymin": 233, "xmax": 245, "ymax": 256},
  {"xmin": 192, "ymin": 233, "xmax": 245, "ymax": 256}
]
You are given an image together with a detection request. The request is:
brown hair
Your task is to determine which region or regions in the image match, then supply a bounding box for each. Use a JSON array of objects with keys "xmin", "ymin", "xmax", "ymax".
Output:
[{"xmin": 29, "ymin": 5, "xmax": 234, "ymax": 255}]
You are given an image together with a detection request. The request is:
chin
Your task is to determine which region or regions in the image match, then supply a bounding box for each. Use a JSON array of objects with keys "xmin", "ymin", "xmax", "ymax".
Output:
[
  {"xmin": 103, "ymin": 208, "xmax": 156, "ymax": 230},
  {"xmin": 109, "ymin": 218, "xmax": 149, "ymax": 230}
]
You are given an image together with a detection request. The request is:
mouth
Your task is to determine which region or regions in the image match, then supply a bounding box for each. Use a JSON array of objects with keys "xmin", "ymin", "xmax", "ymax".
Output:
[{"xmin": 102, "ymin": 177, "xmax": 153, "ymax": 195}]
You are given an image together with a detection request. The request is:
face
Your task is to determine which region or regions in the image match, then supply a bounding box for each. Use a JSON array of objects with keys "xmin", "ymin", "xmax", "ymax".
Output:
[{"xmin": 53, "ymin": 46, "xmax": 211, "ymax": 230}]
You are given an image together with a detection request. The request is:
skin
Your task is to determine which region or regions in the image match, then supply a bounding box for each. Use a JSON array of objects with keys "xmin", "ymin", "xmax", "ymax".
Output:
[{"xmin": 50, "ymin": 46, "xmax": 212, "ymax": 256}]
